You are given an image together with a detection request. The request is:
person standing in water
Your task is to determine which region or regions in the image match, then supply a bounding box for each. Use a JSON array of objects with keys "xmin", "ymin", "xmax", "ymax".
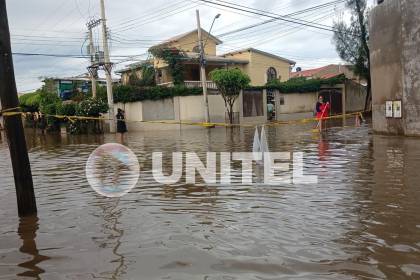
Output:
[
  {"xmin": 315, "ymin": 96, "xmax": 330, "ymax": 131},
  {"xmin": 267, "ymin": 103, "xmax": 274, "ymax": 120},
  {"xmin": 116, "ymin": 109, "xmax": 127, "ymax": 142}
]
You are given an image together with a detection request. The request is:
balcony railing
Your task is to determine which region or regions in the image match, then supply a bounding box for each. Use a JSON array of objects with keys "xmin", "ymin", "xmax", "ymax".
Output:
[{"xmin": 158, "ymin": 80, "xmax": 218, "ymax": 90}]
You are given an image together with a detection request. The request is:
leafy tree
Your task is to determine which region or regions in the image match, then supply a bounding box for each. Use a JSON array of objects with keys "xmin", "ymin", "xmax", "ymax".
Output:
[
  {"xmin": 39, "ymin": 77, "xmax": 57, "ymax": 94},
  {"xmin": 19, "ymin": 92, "xmax": 41, "ymax": 112},
  {"xmin": 39, "ymin": 90, "xmax": 61, "ymax": 115},
  {"xmin": 210, "ymin": 68, "xmax": 250, "ymax": 124},
  {"xmin": 139, "ymin": 63, "xmax": 156, "ymax": 86},
  {"xmin": 149, "ymin": 47, "xmax": 186, "ymax": 85},
  {"xmin": 57, "ymin": 102, "xmax": 77, "ymax": 116},
  {"xmin": 128, "ymin": 70, "xmax": 140, "ymax": 86},
  {"xmin": 127, "ymin": 63, "xmax": 156, "ymax": 87},
  {"xmin": 333, "ymin": 0, "xmax": 371, "ymax": 110}
]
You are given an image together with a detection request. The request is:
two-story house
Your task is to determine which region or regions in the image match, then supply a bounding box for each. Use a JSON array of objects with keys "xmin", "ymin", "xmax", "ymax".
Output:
[{"xmin": 117, "ymin": 28, "xmax": 295, "ymax": 88}]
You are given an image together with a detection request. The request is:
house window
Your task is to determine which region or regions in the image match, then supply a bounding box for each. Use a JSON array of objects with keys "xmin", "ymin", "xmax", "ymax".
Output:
[
  {"xmin": 267, "ymin": 67, "xmax": 277, "ymax": 82},
  {"xmin": 280, "ymin": 96, "xmax": 285, "ymax": 105}
]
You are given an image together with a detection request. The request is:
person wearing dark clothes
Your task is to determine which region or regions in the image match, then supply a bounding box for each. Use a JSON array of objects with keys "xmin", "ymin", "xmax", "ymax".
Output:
[{"xmin": 116, "ymin": 109, "xmax": 127, "ymax": 142}]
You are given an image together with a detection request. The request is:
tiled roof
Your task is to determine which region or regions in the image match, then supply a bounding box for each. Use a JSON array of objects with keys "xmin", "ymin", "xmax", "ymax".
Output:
[{"xmin": 290, "ymin": 65, "xmax": 331, "ymax": 78}]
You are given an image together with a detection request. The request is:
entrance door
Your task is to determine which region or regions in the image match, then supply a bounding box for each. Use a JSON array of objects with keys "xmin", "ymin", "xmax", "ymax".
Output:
[
  {"xmin": 267, "ymin": 89, "xmax": 275, "ymax": 120},
  {"xmin": 319, "ymin": 90, "xmax": 342, "ymax": 115}
]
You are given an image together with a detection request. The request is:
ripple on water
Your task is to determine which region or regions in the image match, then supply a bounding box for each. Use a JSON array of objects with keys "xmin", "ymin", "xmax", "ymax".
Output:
[{"xmin": 0, "ymin": 124, "xmax": 420, "ymax": 279}]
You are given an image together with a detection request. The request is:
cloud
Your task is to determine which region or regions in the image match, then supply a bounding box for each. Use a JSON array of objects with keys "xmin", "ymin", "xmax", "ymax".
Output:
[{"xmin": 6, "ymin": 0, "xmax": 353, "ymax": 91}]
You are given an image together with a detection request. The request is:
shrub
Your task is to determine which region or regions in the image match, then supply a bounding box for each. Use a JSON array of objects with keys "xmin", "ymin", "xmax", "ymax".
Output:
[
  {"xmin": 113, "ymin": 85, "xmax": 202, "ymax": 103},
  {"xmin": 57, "ymin": 102, "xmax": 77, "ymax": 116},
  {"xmin": 76, "ymin": 98, "xmax": 109, "ymax": 117},
  {"xmin": 19, "ymin": 92, "xmax": 41, "ymax": 112}
]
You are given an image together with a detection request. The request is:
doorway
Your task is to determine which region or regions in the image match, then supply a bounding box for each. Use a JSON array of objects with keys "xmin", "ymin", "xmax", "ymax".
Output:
[
  {"xmin": 267, "ymin": 89, "xmax": 275, "ymax": 120},
  {"xmin": 318, "ymin": 89, "xmax": 342, "ymax": 115}
]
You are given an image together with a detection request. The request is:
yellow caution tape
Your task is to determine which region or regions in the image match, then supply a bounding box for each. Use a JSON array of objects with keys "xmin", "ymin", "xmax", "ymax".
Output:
[{"xmin": 1, "ymin": 107, "xmax": 369, "ymax": 129}]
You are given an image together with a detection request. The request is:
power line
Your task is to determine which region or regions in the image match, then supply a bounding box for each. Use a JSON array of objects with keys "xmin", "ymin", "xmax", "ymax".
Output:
[
  {"xmin": 110, "ymin": 0, "xmax": 189, "ymax": 29},
  {"xmin": 113, "ymin": 2, "xmax": 201, "ymax": 33},
  {"xmin": 195, "ymin": 0, "xmax": 353, "ymax": 35},
  {"xmin": 205, "ymin": 0, "xmax": 339, "ymax": 29},
  {"xmin": 11, "ymin": 52, "xmax": 149, "ymax": 59},
  {"xmin": 217, "ymin": 0, "xmax": 345, "ymax": 37}
]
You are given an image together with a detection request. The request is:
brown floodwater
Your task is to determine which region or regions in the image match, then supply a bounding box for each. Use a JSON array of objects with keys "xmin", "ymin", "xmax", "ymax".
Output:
[{"xmin": 1, "ymin": 121, "xmax": 420, "ymax": 279}]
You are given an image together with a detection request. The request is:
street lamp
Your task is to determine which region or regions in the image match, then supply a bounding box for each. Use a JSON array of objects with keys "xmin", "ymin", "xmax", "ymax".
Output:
[
  {"xmin": 197, "ymin": 11, "xmax": 221, "ymax": 124},
  {"xmin": 204, "ymin": 13, "xmax": 221, "ymax": 49}
]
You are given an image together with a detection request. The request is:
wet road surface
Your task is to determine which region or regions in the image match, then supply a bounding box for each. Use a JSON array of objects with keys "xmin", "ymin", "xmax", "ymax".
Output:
[{"xmin": 0, "ymin": 122, "xmax": 420, "ymax": 279}]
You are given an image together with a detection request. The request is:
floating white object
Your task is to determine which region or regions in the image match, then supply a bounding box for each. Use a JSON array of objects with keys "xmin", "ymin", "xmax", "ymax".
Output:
[
  {"xmin": 252, "ymin": 126, "xmax": 261, "ymax": 160},
  {"xmin": 260, "ymin": 126, "xmax": 269, "ymax": 162}
]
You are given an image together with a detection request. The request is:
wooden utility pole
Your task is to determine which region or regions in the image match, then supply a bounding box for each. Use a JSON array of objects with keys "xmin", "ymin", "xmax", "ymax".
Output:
[
  {"xmin": 88, "ymin": 27, "xmax": 97, "ymax": 98},
  {"xmin": 0, "ymin": 0, "xmax": 37, "ymax": 216},
  {"xmin": 196, "ymin": 10, "xmax": 210, "ymax": 124},
  {"xmin": 100, "ymin": 0, "xmax": 115, "ymax": 133},
  {"xmin": 87, "ymin": 18, "xmax": 101, "ymax": 99}
]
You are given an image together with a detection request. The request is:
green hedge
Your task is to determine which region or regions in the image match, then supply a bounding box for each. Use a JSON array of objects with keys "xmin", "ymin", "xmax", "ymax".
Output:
[
  {"xmin": 19, "ymin": 92, "xmax": 41, "ymax": 112},
  {"xmin": 113, "ymin": 85, "xmax": 202, "ymax": 103},
  {"xmin": 251, "ymin": 74, "xmax": 346, "ymax": 93}
]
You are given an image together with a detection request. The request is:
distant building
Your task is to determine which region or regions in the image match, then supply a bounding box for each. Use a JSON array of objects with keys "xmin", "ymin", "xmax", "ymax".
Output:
[
  {"xmin": 45, "ymin": 74, "xmax": 119, "ymax": 100},
  {"xmin": 291, "ymin": 64, "xmax": 364, "ymax": 84},
  {"xmin": 115, "ymin": 61, "xmax": 152, "ymax": 85}
]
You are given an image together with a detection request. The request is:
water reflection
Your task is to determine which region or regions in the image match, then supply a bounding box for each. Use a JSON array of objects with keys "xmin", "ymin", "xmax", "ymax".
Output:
[
  {"xmin": 17, "ymin": 215, "xmax": 50, "ymax": 279},
  {"xmin": 92, "ymin": 198, "xmax": 128, "ymax": 279},
  {"xmin": 317, "ymin": 134, "xmax": 330, "ymax": 161}
]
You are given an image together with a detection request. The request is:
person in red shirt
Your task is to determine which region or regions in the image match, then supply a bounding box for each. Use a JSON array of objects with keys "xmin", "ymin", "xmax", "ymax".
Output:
[{"xmin": 315, "ymin": 96, "xmax": 330, "ymax": 131}]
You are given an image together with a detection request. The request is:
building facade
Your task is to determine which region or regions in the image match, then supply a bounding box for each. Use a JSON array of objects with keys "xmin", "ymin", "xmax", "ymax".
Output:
[
  {"xmin": 116, "ymin": 29, "xmax": 296, "ymax": 88},
  {"xmin": 370, "ymin": 0, "xmax": 420, "ymax": 136}
]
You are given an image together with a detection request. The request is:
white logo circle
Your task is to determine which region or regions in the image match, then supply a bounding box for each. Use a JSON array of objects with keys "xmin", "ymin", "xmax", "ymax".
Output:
[{"xmin": 85, "ymin": 143, "xmax": 140, "ymax": 197}]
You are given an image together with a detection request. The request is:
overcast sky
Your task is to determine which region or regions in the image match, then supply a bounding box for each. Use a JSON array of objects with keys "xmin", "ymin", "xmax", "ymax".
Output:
[{"xmin": 6, "ymin": 0, "xmax": 375, "ymax": 92}]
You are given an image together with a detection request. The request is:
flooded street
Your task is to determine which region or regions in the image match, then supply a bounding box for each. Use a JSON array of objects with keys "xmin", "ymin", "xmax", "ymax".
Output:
[{"xmin": 1, "ymin": 122, "xmax": 420, "ymax": 279}]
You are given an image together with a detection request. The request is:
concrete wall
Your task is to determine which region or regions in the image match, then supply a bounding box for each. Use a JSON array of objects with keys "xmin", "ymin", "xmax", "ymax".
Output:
[
  {"xmin": 345, "ymin": 80, "xmax": 367, "ymax": 112},
  {"xmin": 142, "ymin": 99, "xmax": 175, "ymax": 121},
  {"xmin": 275, "ymin": 92, "xmax": 317, "ymax": 115},
  {"xmin": 115, "ymin": 93, "xmax": 242, "ymax": 129},
  {"xmin": 176, "ymin": 94, "xmax": 239, "ymax": 123},
  {"xmin": 115, "ymin": 102, "xmax": 143, "ymax": 122},
  {"xmin": 114, "ymin": 89, "xmax": 267, "ymax": 130},
  {"xmin": 370, "ymin": 0, "xmax": 420, "ymax": 135}
]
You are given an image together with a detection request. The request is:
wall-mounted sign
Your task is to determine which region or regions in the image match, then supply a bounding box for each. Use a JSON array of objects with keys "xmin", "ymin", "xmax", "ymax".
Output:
[
  {"xmin": 393, "ymin": 100, "xmax": 402, "ymax": 118},
  {"xmin": 386, "ymin": 101, "xmax": 393, "ymax": 118}
]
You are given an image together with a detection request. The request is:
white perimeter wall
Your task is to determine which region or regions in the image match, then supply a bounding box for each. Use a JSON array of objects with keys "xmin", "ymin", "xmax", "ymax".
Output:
[{"xmin": 276, "ymin": 91, "xmax": 318, "ymax": 114}]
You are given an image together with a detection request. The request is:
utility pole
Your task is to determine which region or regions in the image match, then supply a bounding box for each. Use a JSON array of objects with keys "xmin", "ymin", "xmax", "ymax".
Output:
[
  {"xmin": 196, "ymin": 10, "xmax": 210, "ymax": 124},
  {"xmin": 89, "ymin": 28, "xmax": 97, "ymax": 98},
  {"xmin": 87, "ymin": 18, "xmax": 101, "ymax": 99},
  {"xmin": 100, "ymin": 0, "xmax": 115, "ymax": 133},
  {"xmin": 0, "ymin": 0, "xmax": 37, "ymax": 216}
]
